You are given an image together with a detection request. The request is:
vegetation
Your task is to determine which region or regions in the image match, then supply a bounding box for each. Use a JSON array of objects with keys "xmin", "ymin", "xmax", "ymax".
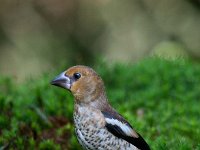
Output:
[{"xmin": 0, "ymin": 58, "xmax": 200, "ymax": 150}]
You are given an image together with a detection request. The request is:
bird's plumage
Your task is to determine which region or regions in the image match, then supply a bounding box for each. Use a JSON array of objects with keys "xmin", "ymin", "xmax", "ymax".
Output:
[
  {"xmin": 51, "ymin": 65, "xmax": 150, "ymax": 150},
  {"xmin": 102, "ymin": 111, "xmax": 150, "ymax": 150}
]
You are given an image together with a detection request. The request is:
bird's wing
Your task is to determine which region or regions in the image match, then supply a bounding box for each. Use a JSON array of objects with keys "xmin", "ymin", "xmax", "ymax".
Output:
[{"xmin": 102, "ymin": 111, "xmax": 150, "ymax": 150}]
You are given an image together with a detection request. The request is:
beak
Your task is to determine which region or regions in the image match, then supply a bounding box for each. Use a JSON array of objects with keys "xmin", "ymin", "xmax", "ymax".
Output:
[{"xmin": 51, "ymin": 72, "xmax": 71, "ymax": 90}]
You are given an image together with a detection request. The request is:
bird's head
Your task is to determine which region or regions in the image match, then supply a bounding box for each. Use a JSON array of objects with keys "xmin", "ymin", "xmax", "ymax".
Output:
[{"xmin": 51, "ymin": 66, "xmax": 105, "ymax": 104}]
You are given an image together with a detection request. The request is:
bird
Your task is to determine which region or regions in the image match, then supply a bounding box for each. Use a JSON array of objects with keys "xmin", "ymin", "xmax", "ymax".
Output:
[{"xmin": 51, "ymin": 65, "xmax": 150, "ymax": 150}]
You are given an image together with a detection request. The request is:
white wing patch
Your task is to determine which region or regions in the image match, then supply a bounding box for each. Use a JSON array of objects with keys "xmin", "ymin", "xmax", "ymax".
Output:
[{"xmin": 105, "ymin": 118, "xmax": 139, "ymax": 138}]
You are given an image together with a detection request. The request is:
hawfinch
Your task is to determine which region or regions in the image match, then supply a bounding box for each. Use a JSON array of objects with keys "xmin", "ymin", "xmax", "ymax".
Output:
[{"xmin": 51, "ymin": 65, "xmax": 150, "ymax": 150}]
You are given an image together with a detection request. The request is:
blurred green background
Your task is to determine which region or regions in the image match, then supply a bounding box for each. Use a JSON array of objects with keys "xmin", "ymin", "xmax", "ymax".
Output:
[
  {"xmin": 1, "ymin": 0, "xmax": 200, "ymax": 81},
  {"xmin": 0, "ymin": 0, "xmax": 200, "ymax": 149}
]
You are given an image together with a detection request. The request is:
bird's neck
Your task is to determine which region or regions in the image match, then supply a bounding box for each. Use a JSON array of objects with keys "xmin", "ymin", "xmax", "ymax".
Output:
[{"xmin": 75, "ymin": 92, "xmax": 110, "ymax": 111}]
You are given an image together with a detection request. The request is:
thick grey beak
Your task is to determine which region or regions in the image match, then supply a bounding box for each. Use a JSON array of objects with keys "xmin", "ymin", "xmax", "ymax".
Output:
[{"xmin": 51, "ymin": 72, "xmax": 71, "ymax": 90}]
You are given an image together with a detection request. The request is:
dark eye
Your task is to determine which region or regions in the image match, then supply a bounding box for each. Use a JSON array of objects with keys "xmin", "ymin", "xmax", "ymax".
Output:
[{"xmin": 73, "ymin": 72, "xmax": 81, "ymax": 80}]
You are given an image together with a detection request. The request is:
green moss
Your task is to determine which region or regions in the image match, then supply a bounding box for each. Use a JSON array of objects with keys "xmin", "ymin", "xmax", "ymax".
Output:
[
  {"xmin": 38, "ymin": 139, "xmax": 61, "ymax": 150},
  {"xmin": 0, "ymin": 58, "xmax": 200, "ymax": 149}
]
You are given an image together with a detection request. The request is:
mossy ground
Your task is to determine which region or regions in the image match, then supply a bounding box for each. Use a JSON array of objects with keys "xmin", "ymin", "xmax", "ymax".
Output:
[{"xmin": 0, "ymin": 58, "xmax": 200, "ymax": 150}]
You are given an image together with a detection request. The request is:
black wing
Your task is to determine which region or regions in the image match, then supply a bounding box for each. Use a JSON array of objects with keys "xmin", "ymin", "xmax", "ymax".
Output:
[{"xmin": 102, "ymin": 111, "xmax": 150, "ymax": 150}]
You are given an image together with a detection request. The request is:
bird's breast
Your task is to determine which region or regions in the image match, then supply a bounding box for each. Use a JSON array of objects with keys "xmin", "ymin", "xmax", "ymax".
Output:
[
  {"xmin": 73, "ymin": 106, "xmax": 106, "ymax": 149},
  {"xmin": 73, "ymin": 105, "xmax": 138, "ymax": 150},
  {"xmin": 73, "ymin": 105, "xmax": 105, "ymax": 131}
]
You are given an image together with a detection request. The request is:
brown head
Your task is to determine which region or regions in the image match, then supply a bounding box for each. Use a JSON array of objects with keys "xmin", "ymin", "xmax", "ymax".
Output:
[{"xmin": 51, "ymin": 66, "xmax": 106, "ymax": 104}]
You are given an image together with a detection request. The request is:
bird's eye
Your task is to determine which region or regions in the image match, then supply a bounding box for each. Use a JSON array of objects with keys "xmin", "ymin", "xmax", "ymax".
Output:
[{"xmin": 73, "ymin": 72, "xmax": 81, "ymax": 80}]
